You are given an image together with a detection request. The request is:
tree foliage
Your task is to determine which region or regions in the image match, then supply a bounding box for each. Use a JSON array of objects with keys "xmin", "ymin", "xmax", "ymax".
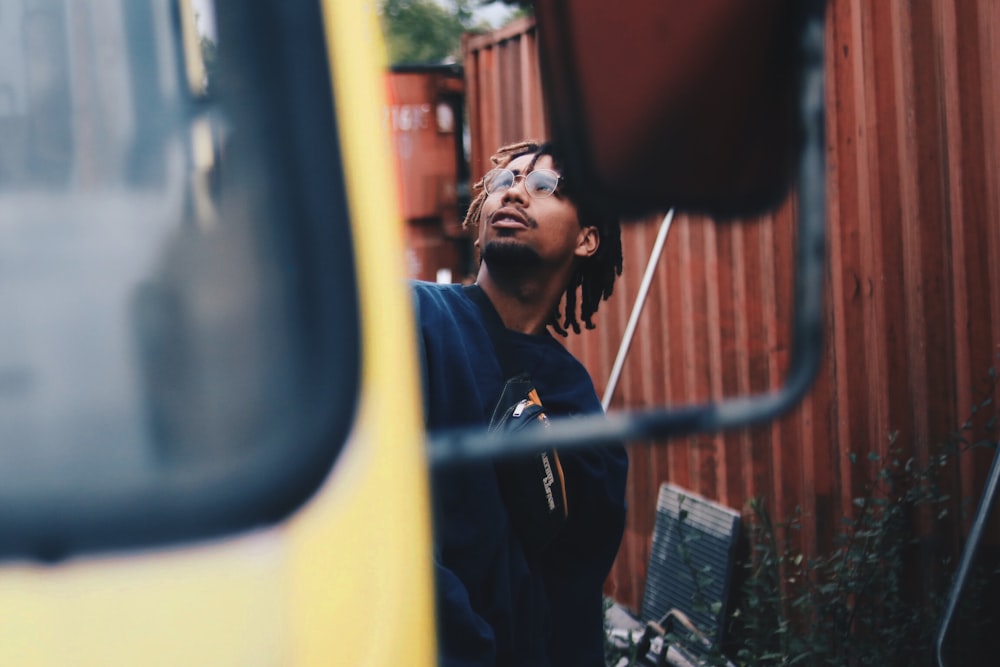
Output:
[{"xmin": 379, "ymin": 0, "xmax": 487, "ymax": 65}]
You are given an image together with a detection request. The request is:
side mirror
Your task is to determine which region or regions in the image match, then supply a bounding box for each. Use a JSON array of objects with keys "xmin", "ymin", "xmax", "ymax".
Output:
[{"xmin": 430, "ymin": 0, "xmax": 828, "ymax": 463}]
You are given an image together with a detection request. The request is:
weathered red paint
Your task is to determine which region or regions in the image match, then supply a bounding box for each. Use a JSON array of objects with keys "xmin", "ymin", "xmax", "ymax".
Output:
[{"xmin": 461, "ymin": 3, "xmax": 1000, "ymax": 614}]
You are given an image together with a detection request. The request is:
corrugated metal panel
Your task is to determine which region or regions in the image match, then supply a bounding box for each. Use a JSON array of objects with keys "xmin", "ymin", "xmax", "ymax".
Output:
[
  {"xmin": 463, "ymin": 17, "xmax": 547, "ymax": 177},
  {"xmin": 462, "ymin": 2, "xmax": 1000, "ymax": 615}
]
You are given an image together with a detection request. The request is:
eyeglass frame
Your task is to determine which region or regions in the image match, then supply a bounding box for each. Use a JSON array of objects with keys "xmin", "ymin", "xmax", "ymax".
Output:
[{"xmin": 481, "ymin": 168, "xmax": 564, "ymax": 199}]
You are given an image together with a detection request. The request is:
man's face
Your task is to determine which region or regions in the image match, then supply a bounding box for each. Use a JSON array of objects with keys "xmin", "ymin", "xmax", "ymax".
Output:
[{"xmin": 477, "ymin": 153, "xmax": 598, "ymax": 274}]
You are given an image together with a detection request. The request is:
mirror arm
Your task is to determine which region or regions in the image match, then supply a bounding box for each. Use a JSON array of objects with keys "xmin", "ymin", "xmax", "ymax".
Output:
[{"xmin": 712, "ymin": 3, "xmax": 827, "ymax": 432}]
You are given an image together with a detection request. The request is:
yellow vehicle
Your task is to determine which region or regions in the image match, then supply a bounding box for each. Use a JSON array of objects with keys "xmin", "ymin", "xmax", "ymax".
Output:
[{"xmin": 0, "ymin": 1, "xmax": 833, "ymax": 665}]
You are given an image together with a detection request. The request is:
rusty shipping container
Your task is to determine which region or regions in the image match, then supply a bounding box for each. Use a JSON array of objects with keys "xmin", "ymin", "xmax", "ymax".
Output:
[
  {"xmin": 385, "ymin": 65, "xmax": 472, "ymax": 282},
  {"xmin": 462, "ymin": 1, "xmax": 1000, "ymax": 627}
]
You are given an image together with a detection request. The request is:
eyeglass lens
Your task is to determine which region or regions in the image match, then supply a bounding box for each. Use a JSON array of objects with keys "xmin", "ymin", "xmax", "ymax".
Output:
[{"xmin": 484, "ymin": 169, "xmax": 560, "ymax": 198}]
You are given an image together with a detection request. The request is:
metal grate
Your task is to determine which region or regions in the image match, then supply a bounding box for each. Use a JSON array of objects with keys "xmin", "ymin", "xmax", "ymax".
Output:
[{"xmin": 640, "ymin": 483, "xmax": 741, "ymax": 651}]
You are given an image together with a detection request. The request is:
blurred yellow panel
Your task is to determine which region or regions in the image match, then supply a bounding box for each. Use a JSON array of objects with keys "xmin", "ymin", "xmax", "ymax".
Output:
[{"xmin": 0, "ymin": 1, "xmax": 434, "ymax": 665}]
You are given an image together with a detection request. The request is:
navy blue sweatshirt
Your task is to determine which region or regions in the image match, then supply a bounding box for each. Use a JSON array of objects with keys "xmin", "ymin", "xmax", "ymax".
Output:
[{"xmin": 413, "ymin": 281, "xmax": 628, "ymax": 667}]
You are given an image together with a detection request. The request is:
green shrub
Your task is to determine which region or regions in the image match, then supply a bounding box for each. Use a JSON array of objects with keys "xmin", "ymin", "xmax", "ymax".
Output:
[
  {"xmin": 607, "ymin": 365, "xmax": 999, "ymax": 666},
  {"xmin": 730, "ymin": 369, "xmax": 999, "ymax": 666}
]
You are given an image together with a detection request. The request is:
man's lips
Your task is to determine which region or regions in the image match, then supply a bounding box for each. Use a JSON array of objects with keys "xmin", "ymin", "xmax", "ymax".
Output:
[{"xmin": 489, "ymin": 207, "xmax": 533, "ymax": 230}]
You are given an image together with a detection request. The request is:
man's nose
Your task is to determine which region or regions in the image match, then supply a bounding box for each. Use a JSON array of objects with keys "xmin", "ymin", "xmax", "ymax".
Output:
[{"xmin": 501, "ymin": 176, "xmax": 529, "ymax": 203}]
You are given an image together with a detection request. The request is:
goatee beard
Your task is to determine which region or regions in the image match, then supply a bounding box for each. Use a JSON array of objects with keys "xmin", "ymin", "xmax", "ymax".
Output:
[{"xmin": 481, "ymin": 240, "xmax": 542, "ymax": 272}]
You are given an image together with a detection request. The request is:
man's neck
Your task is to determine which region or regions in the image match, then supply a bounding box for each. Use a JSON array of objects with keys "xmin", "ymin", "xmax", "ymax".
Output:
[{"xmin": 474, "ymin": 268, "xmax": 564, "ymax": 336}]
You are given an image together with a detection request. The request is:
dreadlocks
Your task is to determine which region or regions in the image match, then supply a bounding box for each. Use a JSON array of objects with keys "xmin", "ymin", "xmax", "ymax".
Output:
[{"xmin": 463, "ymin": 140, "xmax": 623, "ymax": 336}]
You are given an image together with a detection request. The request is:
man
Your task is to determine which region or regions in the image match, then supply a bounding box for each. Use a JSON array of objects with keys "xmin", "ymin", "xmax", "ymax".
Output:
[{"xmin": 413, "ymin": 141, "xmax": 627, "ymax": 666}]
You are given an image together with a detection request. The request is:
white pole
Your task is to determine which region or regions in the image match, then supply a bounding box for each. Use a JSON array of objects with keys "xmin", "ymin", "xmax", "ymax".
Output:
[{"xmin": 601, "ymin": 209, "xmax": 675, "ymax": 412}]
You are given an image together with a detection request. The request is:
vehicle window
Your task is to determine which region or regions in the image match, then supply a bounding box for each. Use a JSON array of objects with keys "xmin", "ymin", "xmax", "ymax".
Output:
[{"xmin": 0, "ymin": 0, "xmax": 359, "ymax": 559}]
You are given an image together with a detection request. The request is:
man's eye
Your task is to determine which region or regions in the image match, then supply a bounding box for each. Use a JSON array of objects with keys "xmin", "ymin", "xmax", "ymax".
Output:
[
  {"xmin": 485, "ymin": 170, "xmax": 514, "ymax": 193},
  {"xmin": 533, "ymin": 181, "xmax": 555, "ymax": 194}
]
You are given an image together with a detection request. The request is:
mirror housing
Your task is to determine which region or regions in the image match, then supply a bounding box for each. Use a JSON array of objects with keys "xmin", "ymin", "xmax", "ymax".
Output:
[{"xmin": 533, "ymin": 0, "xmax": 812, "ymax": 218}]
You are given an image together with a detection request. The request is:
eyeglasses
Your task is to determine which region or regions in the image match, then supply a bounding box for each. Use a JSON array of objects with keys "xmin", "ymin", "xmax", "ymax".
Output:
[{"xmin": 482, "ymin": 168, "xmax": 563, "ymax": 199}]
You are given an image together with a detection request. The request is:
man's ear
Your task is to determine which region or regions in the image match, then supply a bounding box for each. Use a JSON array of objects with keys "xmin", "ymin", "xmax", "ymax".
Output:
[{"xmin": 575, "ymin": 225, "xmax": 600, "ymax": 258}]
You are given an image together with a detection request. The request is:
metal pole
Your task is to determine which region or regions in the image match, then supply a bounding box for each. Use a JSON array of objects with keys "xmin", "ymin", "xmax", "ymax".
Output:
[
  {"xmin": 602, "ymin": 209, "xmax": 675, "ymax": 412},
  {"xmin": 935, "ymin": 442, "xmax": 1000, "ymax": 667}
]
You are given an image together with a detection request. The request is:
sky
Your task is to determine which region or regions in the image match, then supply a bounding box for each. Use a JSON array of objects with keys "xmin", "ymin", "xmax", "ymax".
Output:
[{"xmin": 190, "ymin": 0, "xmax": 215, "ymax": 39}]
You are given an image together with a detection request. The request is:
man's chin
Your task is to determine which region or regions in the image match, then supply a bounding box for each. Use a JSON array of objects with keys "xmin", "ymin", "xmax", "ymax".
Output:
[{"xmin": 481, "ymin": 240, "xmax": 542, "ymax": 269}]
